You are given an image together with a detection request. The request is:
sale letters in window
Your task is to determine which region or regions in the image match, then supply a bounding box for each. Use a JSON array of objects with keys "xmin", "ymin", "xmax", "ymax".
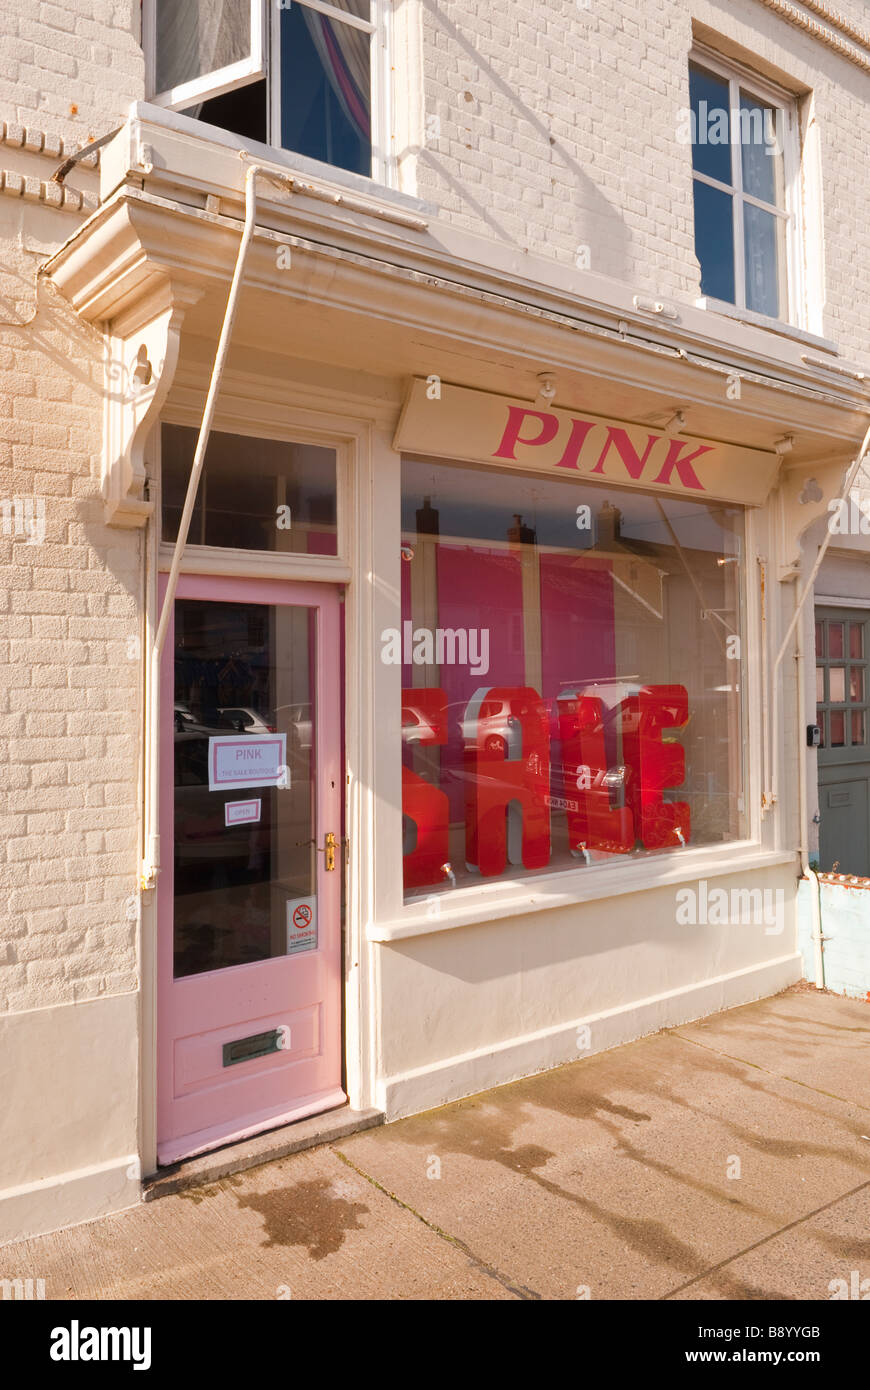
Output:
[{"xmin": 399, "ymin": 458, "xmax": 746, "ymax": 902}]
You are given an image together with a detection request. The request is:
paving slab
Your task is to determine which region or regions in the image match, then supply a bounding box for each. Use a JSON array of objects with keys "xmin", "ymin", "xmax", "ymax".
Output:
[
  {"xmin": 675, "ymin": 986, "xmax": 870, "ymax": 1109},
  {"xmin": 670, "ymin": 1181, "xmax": 870, "ymax": 1301},
  {"xmin": 0, "ymin": 1147, "xmax": 518, "ymax": 1300},
  {"xmin": 338, "ymin": 1021, "xmax": 870, "ymax": 1300}
]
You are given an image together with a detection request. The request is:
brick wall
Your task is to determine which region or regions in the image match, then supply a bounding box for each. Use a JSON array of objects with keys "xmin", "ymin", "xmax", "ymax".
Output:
[
  {"xmin": 1, "ymin": 0, "xmax": 142, "ymax": 139},
  {"xmin": 413, "ymin": 0, "xmax": 870, "ymax": 363},
  {"xmin": 0, "ymin": 0, "xmax": 143, "ymax": 1015}
]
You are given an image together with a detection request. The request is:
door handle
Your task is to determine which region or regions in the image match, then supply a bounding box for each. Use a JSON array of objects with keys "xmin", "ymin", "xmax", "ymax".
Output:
[
  {"xmin": 323, "ymin": 830, "xmax": 337, "ymax": 872},
  {"xmin": 296, "ymin": 832, "xmax": 345, "ymax": 871}
]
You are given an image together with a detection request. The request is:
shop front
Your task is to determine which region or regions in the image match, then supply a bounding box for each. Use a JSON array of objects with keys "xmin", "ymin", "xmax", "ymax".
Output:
[{"xmin": 42, "ymin": 105, "xmax": 870, "ymax": 1175}]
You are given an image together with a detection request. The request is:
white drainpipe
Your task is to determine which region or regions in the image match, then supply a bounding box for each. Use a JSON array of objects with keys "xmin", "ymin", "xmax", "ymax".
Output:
[
  {"xmin": 140, "ymin": 159, "xmax": 294, "ymax": 889},
  {"xmin": 794, "ymin": 583, "xmax": 825, "ymax": 988}
]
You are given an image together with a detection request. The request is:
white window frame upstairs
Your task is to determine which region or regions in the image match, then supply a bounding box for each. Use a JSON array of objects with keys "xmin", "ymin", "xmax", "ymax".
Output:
[
  {"xmin": 143, "ymin": 0, "xmax": 394, "ymax": 187},
  {"xmin": 690, "ymin": 44, "xmax": 804, "ymax": 329},
  {"xmin": 143, "ymin": 0, "xmax": 268, "ymax": 112}
]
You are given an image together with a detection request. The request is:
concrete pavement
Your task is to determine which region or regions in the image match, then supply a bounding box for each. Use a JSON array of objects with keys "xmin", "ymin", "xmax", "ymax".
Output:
[{"xmin": 3, "ymin": 984, "xmax": 869, "ymax": 1300}]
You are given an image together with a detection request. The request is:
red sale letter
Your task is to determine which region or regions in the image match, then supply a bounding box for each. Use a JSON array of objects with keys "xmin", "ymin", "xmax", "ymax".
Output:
[
  {"xmin": 402, "ymin": 688, "xmax": 450, "ymax": 890},
  {"xmin": 557, "ymin": 691, "xmax": 634, "ymax": 853},
  {"xmin": 463, "ymin": 686, "xmax": 550, "ymax": 877},
  {"xmin": 620, "ymin": 685, "xmax": 690, "ymax": 849}
]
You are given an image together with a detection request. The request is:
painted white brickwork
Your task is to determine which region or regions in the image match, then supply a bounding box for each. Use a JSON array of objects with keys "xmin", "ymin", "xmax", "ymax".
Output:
[{"xmin": 0, "ymin": 0, "xmax": 143, "ymax": 1016}]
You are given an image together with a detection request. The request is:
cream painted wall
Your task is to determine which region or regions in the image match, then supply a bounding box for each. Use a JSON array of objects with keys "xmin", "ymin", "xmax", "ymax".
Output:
[
  {"xmin": 375, "ymin": 864, "xmax": 800, "ymax": 1115},
  {"xmin": 0, "ymin": 992, "xmax": 140, "ymax": 1244}
]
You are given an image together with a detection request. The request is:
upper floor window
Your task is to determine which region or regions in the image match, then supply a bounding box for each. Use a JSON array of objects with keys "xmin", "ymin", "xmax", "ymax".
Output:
[
  {"xmin": 687, "ymin": 53, "xmax": 799, "ymax": 323},
  {"xmin": 144, "ymin": 0, "xmax": 385, "ymax": 181}
]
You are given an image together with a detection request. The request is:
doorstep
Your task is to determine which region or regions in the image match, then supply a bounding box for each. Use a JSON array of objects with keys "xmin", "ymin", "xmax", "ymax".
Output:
[{"xmin": 143, "ymin": 1106, "xmax": 385, "ymax": 1201}]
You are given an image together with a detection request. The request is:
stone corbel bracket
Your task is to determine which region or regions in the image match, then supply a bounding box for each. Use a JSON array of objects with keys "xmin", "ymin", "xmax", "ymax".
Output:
[
  {"xmin": 104, "ymin": 280, "xmax": 202, "ymax": 527},
  {"xmin": 775, "ymin": 452, "xmax": 856, "ymax": 582}
]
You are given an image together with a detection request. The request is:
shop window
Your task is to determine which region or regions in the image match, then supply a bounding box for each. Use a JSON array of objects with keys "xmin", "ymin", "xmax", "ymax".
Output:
[
  {"xmin": 399, "ymin": 458, "xmax": 746, "ymax": 903},
  {"xmin": 144, "ymin": 0, "xmax": 381, "ymax": 180},
  {"xmin": 688, "ymin": 53, "xmax": 798, "ymax": 322},
  {"xmin": 160, "ymin": 424, "xmax": 338, "ymax": 556}
]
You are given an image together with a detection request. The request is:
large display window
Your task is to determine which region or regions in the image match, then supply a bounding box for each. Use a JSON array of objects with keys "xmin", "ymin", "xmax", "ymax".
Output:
[{"xmin": 398, "ymin": 457, "xmax": 746, "ymax": 902}]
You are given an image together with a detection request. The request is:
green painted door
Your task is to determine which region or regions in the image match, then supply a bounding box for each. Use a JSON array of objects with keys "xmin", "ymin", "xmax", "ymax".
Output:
[{"xmin": 815, "ymin": 607, "xmax": 870, "ymax": 874}]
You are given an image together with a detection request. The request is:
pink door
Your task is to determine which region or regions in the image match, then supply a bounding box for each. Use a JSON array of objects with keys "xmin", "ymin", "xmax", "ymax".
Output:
[{"xmin": 157, "ymin": 573, "xmax": 345, "ymax": 1165}]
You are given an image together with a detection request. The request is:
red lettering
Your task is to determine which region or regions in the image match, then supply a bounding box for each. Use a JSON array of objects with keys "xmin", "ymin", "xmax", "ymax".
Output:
[
  {"xmin": 620, "ymin": 685, "xmax": 690, "ymax": 849},
  {"xmin": 464, "ymin": 687, "xmax": 550, "ymax": 876},
  {"xmin": 401, "ymin": 688, "xmax": 450, "ymax": 890},
  {"xmin": 554, "ymin": 417, "xmax": 596, "ymax": 470},
  {"xmin": 556, "ymin": 692, "xmax": 634, "ymax": 853},
  {"xmin": 590, "ymin": 427, "xmax": 661, "ymax": 481},
  {"xmin": 652, "ymin": 439, "xmax": 711, "ymax": 491},
  {"xmin": 493, "ymin": 406, "xmax": 559, "ymax": 460}
]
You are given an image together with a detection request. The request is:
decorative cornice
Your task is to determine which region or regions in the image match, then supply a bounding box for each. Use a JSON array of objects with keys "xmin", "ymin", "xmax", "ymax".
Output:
[
  {"xmin": 0, "ymin": 119, "xmax": 100, "ymax": 165},
  {"xmin": 796, "ymin": 0, "xmax": 870, "ymax": 52},
  {"xmin": 756, "ymin": 0, "xmax": 870, "ymax": 73},
  {"xmin": 0, "ymin": 168, "xmax": 97, "ymax": 214}
]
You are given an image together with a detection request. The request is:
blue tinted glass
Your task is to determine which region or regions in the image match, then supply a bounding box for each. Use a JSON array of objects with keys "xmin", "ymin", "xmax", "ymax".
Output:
[
  {"xmin": 689, "ymin": 64, "xmax": 732, "ymax": 184},
  {"xmin": 744, "ymin": 203, "xmax": 780, "ymax": 317},
  {"xmin": 280, "ymin": 5, "xmax": 371, "ymax": 176},
  {"xmin": 693, "ymin": 181, "xmax": 735, "ymax": 303}
]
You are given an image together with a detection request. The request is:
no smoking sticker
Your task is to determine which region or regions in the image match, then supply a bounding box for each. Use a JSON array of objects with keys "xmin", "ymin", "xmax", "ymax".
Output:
[{"xmin": 286, "ymin": 897, "xmax": 317, "ymax": 956}]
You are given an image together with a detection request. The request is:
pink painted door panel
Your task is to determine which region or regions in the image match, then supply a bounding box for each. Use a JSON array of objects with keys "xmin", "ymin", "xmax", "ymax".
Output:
[{"xmin": 157, "ymin": 573, "xmax": 344, "ymax": 1165}]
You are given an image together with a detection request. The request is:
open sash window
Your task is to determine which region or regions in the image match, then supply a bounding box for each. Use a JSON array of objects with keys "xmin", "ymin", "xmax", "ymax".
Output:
[
  {"xmin": 144, "ymin": 0, "xmax": 381, "ymax": 180},
  {"xmin": 145, "ymin": 1, "xmax": 267, "ymax": 112}
]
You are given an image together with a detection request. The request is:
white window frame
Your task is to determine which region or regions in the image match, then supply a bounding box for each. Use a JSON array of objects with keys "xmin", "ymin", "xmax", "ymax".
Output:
[
  {"xmin": 143, "ymin": 0, "xmax": 268, "ymax": 112},
  {"xmin": 689, "ymin": 45, "xmax": 803, "ymax": 329},
  {"xmin": 144, "ymin": 0, "xmax": 393, "ymax": 187}
]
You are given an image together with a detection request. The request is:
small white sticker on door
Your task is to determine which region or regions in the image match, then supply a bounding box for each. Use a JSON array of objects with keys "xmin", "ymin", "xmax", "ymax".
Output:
[{"xmin": 286, "ymin": 897, "xmax": 317, "ymax": 956}]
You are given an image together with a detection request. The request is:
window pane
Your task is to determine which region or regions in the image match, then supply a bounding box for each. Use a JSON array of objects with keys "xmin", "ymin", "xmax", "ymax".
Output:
[
  {"xmin": 829, "ymin": 623, "xmax": 844, "ymax": 658},
  {"xmin": 743, "ymin": 203, "xmax": 783, "ymax": 317},
  {"xmin": 399, "ymin": 458, "xmax": 745, "ymax": 902},
  {"xmin": 161, "ymin": 425, "xmax": 338, "ymax": 555},
  {"xmin": 815, "ymin": 621, "xmax": 824, "ymax": 657},
  {"xmin": 852, "ymin": 710, "xmax": 866, "ymax": 746},
  {"xmin": 280, "ymin": 2, "xmax": 372, "ymax": 176},
  {"xmin": 173, "ymin": 599, "xmax": 316, "ymax": 978},
  {"xmin": 818, "ymin": 712, "xmax": 826, "ymax": 748},
  {"xmin": 830, "ymin": 710, "xmax": 846, "ymax": 746},
  {"xmin": 181, "ymin": 79, "xmax": 268, "ymax": 144},
  {"xmin": 156, "ymin": 0, "xmax": 253, "ymax": 93},
  {"xmin": 851, "ymin": 668, "xmax": 864, "ymax": 701},
  {"xmin": 829, "ymin": 668, "xmax": 846, "ymax": 703},
  {"xmin": 816, "ymin": 666, "xmax": 824, "ymax": 701},
  {"xmin": 850, "ymin": 623, "xmax": 863, "ymax": 658},
  {"xmin": 739, "ymin": 92, "xmax": 783, "ymax": 206},
  {"xmin": 693, "ymin": 181, "xmax": 736, "ymax": 303},
  {"xmin": 688, "ymin": 64, "xmax": 732, "ymax": 184}
]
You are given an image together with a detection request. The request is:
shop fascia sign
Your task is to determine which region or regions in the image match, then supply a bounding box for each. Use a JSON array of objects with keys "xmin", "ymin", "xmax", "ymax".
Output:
[{"xmin": 394, "ymin": 379, "xmax": 779, "ymax": 506}]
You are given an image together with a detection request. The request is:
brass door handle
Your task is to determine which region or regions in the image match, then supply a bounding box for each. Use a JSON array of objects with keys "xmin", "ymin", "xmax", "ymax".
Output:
[{"xmin": 296, "ymin": 832, "xmax": 345, "ymax": 871}]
